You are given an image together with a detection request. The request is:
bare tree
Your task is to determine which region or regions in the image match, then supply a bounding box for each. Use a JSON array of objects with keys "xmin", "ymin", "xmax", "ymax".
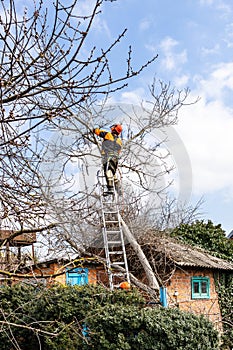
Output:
[
  {"xmin": 0, "ymin": 0, "xmax": 157, "ymax": 231},
  {"xmin": 0, "ymin": 0, "xmax": 201, "ymax": 292}
]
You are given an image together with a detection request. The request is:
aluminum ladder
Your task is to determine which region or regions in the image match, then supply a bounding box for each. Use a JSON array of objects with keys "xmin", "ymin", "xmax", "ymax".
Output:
[{"xmin": 97, "ymin": 170, "xmax": 130, "ymax": 290}]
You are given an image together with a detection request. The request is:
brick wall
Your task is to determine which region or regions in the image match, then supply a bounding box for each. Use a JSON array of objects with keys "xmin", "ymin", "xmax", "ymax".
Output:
[
  {"xmin": 166, "ymin": 267, "xmax": 222, "ymax": 330},
  {"xmin": 53, "ymin": 264, "xmax": 98, "ymax": 286},
  {"xmin": 15, "ymin": 263, "xmax": 98, "ymax": 286}
]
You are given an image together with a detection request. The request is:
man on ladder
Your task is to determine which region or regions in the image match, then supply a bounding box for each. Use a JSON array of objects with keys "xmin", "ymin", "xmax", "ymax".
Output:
[
  {"xmin": 93, "ymin": 124, "xmax": 123, "ymax": 196},
  {"xmin": 94, "ymin": 124, "xmax": 130, "ymax": 290}
]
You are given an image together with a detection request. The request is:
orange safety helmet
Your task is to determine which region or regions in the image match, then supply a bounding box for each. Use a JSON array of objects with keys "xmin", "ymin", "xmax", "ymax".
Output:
[
  {"xmin": 111, "ymin": 124, "xmax": 123, "ymax": 135},
  {"xmin": 119, "ymin": 281, "xmax": 131, "ymax": 290}
]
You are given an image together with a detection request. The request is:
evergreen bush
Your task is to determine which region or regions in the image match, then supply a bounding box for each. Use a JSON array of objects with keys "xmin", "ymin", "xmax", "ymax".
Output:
[{"xmin": 0, "ymin": 284, "xmax": 219, "ymax": 349}]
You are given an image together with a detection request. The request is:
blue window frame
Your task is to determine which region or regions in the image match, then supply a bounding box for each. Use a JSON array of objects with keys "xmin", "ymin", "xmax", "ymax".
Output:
[
  {"xmin": 191, "ymin": 277, "xmax": 210, "ymax": 299},
  {"xmin": 66, "ymin": 267, "xmax": 89, "ymax": 286}
]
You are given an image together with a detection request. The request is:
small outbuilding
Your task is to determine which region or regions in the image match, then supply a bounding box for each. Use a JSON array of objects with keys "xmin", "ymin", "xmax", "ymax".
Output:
[{"xmin": 127, "ymin": 234, "xmax": 233, "ymax": 329}]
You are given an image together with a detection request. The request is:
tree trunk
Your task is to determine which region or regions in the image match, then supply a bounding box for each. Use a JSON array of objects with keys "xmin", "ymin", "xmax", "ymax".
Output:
[{"xmin": 120, "ymin": 216, "xmax": 160, "ymax": 290}]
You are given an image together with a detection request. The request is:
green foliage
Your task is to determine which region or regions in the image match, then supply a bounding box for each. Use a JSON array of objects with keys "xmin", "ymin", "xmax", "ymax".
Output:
[
  {"xmin": 215, "ymin": 274, "xmax": 233, "ymax": 349},
  {"xmin": 171, "ymin": 220, "xmax": 233, "ymax": 262},
  {"xmin": 86, "ymin": 304, "xmax": 219, "ymax": 350},
  {"xmin": 0, "ymin": 283, "xmax": 219, "ymax": 350}
]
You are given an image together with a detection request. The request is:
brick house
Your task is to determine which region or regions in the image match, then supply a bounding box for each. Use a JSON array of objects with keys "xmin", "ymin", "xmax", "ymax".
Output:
[
  {"xmin": 9, "ymin": 233, "xmax": 233, "ymax": 331},
  {"xmin": 127, "ymin": 234, "xmax": 233, "ymax": 329},
  {"xmin": 0, "ymin": 230, "xmax": 107, "ymax": 287},
  {"xmin": 12, "ymin": 250, "xmax": 109, "ymax": 287}
]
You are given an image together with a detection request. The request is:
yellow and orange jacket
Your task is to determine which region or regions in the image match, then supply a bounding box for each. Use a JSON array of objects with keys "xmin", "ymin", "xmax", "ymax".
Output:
[{"xmin": 94, "ymin": 128, "xmax": 122, "ymax": 160}]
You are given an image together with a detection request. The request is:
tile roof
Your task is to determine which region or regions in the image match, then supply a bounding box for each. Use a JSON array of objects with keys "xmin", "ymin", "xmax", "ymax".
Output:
[{"xmin": 150, "ymin": 236, "xmax": 233, "ymax": 271}]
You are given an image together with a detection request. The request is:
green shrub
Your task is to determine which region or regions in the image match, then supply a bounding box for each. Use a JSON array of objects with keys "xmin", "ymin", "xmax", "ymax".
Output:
[
  {"xmin": 0, "ymin": 284, "xmax": 219, "ymax": 349},
  {"xmin": 171, "ymin": 220, "xmax": 233, "ymax": 262},
  {"xmin": 85, "ymin": 304, "xmax": 219, "ymax": 350},
  {"xmin": 215, "ymin": 275, "xmax": 233, "ymax": 349}
]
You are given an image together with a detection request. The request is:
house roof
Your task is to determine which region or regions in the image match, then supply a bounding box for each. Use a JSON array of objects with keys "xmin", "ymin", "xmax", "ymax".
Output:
[
  {"xmin": 37, "ymin": 250, "xmax": 79, "ymax": 264},
  {"xmin": 141, "ymin": 235, "xmax": 233, "ymax": 271},
  {"xmin": 25, "ymin": 233, "xmax": 233, "ymax": 272},
  {"xmin": 227, "ymin": 230, "xmax": 233, "ymax": 239},
  {"xmin": 0, "ymin": 229, "xmax": 37, "ymax": 247},
  {"xmin": 26, "ymin": 248, "xmax": 103, "ymax": 269}
]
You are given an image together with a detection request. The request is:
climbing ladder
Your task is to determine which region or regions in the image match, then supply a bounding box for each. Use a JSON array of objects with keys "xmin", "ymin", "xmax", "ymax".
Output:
[{"xmin": 97, "ymin": 171, "xmax": 130, "ymax": 290}]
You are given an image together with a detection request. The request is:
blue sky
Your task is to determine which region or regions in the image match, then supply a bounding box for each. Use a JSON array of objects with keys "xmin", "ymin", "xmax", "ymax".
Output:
[
  {"xmin": 94, "ymin": 0, "xmax": 233, "ymax": 234},
  {"xmin": 17, "ymin": 0, "xmax": 233, "ymax": 234}
]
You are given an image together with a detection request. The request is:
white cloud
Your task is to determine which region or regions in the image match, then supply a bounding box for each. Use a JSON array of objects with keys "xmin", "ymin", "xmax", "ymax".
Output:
[
  {"xmin": 159, "ymin": 37, "xmax": 187, "ymax": 71},
  {"xmin": 110, "ymin": 63, "xmax": 233, "ymax": 204},
  {"xmin": 201, "ymin": 44, "xmax": 220, "ymax": 56},
  {"xmin": 145, "ymin": 43, "xmax": 158, "ymax": 54},
  {"xmin": 120, "ymin": 89, "xmax": 146, "ymax": 104},
  {"xmin": 160, "ymin": 37, "xmax": 178, "ymax": 52},
  {"xmin": 175, "ymin": 84, "xmax": 233, "ymax": 196},
  {"xmin": 216, "ymin": 1, "xmax": 232, "ymax": 18},
  {"xmin": 139, "ymin": 18, "xmax": 152, "ymax": 31},
  {"xmin": 199, "ymin": 0, "xmax": 214, "ymax": 5},
  {"xmin": 72, "ymin": 0, "xmax": 112, "ymax": 38},
  {"xmin": 75, "ymin": 0, "xmax": 96, "ymax": 16},
  {"xmin": 199, "ymin": 0, "xmax": 232, "ymax": 18},
  {"xmin": 225, "ymin": 22, "xmax": 233, "ymax": 48},
  {"xmin": 174, "ymin": 74, "xmax": 190, "ymax": 88},
  {"xmin": 197, "ymin": 62, "xmax": 233, "ymax": 100}
]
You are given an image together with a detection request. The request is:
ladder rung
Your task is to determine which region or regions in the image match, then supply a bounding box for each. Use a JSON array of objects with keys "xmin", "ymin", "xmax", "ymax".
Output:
[
  {"xmin": 106, "ymin": 235, "xmax": 120, "ymax": 238},
  {"xmin": 98, "ymin": 172, "xmax": 129, "ymax": 290},
  {"xmin": 111, "ymin": 262, "xmax": 125, "ymax": 265}
]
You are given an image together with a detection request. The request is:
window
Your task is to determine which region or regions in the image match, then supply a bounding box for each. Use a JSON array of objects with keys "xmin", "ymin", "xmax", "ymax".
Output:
[
  {"xmin": 66, "ymin": 268, "xmax": 89, "ymax": 286},
  {"xmin": 191, "ymin": 277, "xmax": 210, "ymax": 299}
]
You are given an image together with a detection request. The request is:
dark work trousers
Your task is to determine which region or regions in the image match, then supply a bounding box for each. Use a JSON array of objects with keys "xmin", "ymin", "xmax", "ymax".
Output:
[{"xmin": 103, "ymin": 158, "xmax": 118, "ymax": 189}]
